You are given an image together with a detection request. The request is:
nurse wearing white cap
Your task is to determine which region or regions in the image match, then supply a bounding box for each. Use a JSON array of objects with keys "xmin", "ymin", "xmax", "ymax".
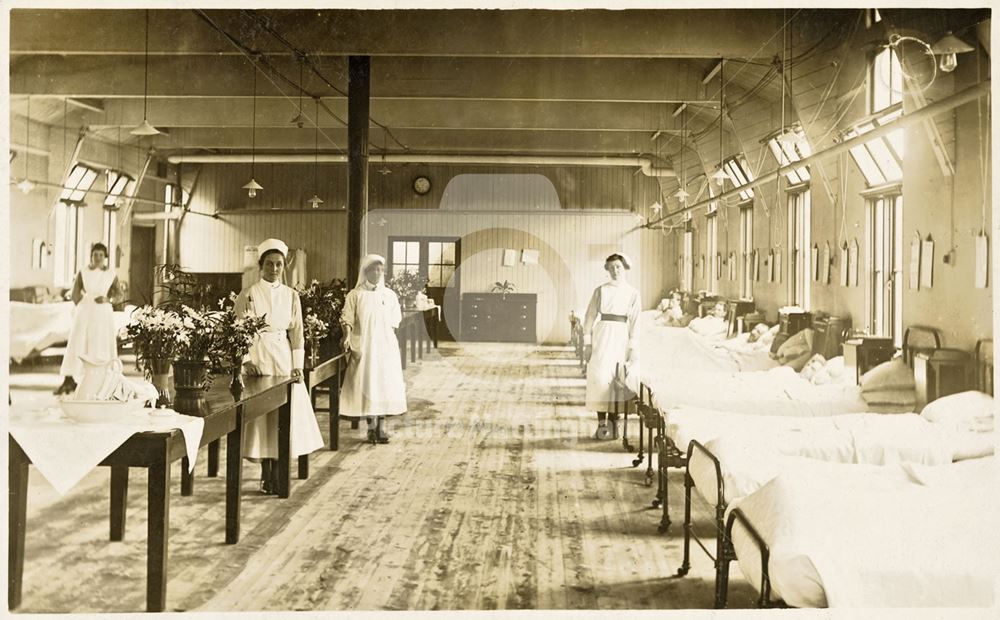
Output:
[
  {"xmin": 582, "ymin": 252, "xmax": 641, "ymax": 440},
  {"xmin": 339, "ymin": 253, "xmax": 407, "ymax": 444},
  {"xmin": 233, "ymin": 238, "xmax": 325, "ymax": 493}
]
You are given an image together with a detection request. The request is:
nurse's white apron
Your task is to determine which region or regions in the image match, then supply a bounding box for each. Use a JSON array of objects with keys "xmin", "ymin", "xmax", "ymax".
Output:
[{"xmin": 60, "ymin": 268, "xmax": 118, "ymax": 382}]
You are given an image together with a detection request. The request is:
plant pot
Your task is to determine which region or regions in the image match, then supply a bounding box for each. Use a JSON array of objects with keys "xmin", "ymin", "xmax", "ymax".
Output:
[
  {"xmin": 148, "ymin": 357, "xmax": 174, "ymax": 408},
  {"xmin": 173, "ymin": 360, "xmax": 211, "ymax": 417}
]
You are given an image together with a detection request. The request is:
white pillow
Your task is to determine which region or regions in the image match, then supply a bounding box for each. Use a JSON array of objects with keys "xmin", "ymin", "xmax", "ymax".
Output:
[
  {"xmin": 943, "ymin": 427, "xmax": 995, "ymax": 461},
  {"xmin": 921, "ymin": 390, "xmax": 995, "ymax": 431},
  {"xmin": 823, "ymin": 356, "xmax": 846, "ymax": 378}
]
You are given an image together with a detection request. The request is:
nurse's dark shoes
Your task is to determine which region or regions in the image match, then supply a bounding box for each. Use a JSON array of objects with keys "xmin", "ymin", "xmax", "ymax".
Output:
[
  {"xmin": 366, "ymin": 429, "xmax": 378, "ymax": 445},
  {"xmin": 54, "ymin": 376, "xmax": 77, "ymax": 395},
  {"xmin": 594, "ymin": 423, "xmax": 613, "ymax": 440}
]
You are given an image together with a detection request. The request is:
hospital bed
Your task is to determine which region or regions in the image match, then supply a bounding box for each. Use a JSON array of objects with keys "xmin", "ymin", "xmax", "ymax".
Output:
[
  {"xmin": 639, "ymin": 325, "xmax": 944, "ymax": 530},
  {"xmin": 723, "ymin": 454, "xmax": 997, "ymax": 608},
  {"xmin": 678, "ymin": 337, "xmax": 992, "ymax": 608},
  {"xmin": 9, "ymin": 301, "xmax": 135, "ymax": 363}
]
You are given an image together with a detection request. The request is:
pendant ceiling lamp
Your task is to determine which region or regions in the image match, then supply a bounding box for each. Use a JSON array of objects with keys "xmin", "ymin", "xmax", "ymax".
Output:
[
  {"xmin": 131, "ymin": 10, "xmax": 161, "ymax": 137},
  {"xmin": 290, "ymin": 56, "xmax": 307, "ymax": 128},
  {"xmin": 710, "ymin": 59, "xmax": 729, "ymax": 186},
  {"xmin": 16, "ymin": 96, "xmax": 36, "ymax": 194},
  {"xmin": 242, "ymin": 59, "xmax": 263, "ymax": 198},
  {"xmin": 931, "ymin": 31, "xmax": 974, "ymax": 73},
  {"xmin": 307, "ymin": 97, "xmax": 324, "ymax": 208}
]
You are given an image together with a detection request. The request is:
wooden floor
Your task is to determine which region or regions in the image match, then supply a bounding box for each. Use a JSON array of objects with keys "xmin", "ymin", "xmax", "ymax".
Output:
[{"xmin": 10, "ymin": 342, "xmax": 756, "ymax": 612}]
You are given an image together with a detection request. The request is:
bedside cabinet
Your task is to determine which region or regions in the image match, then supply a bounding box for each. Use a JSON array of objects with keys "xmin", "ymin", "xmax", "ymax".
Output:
[
  {"xmin": 461, "ymin": 293, "xmax": 537, "ymax": 343},
  {"xmin": 726, "ymin": 300, "xmax": 756, "ymax": 337},
  {"xmin": 913, "ymin": 349, "xmax": 972, "ymax": 410},
  {"xmin": 843, "ymin": 336, "xmax": 895, "ymax": 384},
  {"xmin": 779, "ymin": 311, "xmax": 811, "ymax": 338},
  {"xmin": 812, "ymin": 315, "xmax": 852, "ymax": 359}
]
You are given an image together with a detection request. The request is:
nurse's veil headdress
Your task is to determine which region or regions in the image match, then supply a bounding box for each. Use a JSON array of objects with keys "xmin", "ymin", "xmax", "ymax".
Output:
[{"xmin": 355, "ymin": 254, "xmax": 387, "ymax": 289}]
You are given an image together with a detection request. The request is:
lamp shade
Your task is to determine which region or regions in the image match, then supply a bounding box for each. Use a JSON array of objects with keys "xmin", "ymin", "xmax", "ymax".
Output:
[
  {"xmin": 307, "ymin": 194, "xmax": 324, "ymax": 208},
  {"xmin": 931, "ymin": 32, "xmax": 974, "ymax": 55},
  {"xmin": 130, "ymin": 119, "xmax": 161, "ymax": 136},
  {"xmin": 242, "ymin": 178, "xmax": 263, "ymax": 198}
]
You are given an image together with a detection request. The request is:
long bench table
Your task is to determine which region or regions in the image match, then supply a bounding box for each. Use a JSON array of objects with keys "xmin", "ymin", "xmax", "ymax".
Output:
[{"xmin": 8, "ymin": 375, "xmax": 296, "ymax": 613}]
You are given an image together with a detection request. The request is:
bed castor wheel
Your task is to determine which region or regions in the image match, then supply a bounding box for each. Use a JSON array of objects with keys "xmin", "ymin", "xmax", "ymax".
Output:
[
  {"xmin": 632, "ymin": 457, "xmax": 643, "ymax": 467},
  {"xmin": 652, "ymin": 499, "xmax": 661, "ymax": 508},
  {"xmin": 658, "ymin": 523, "xmax": 670, "ymax": 534},
  {"xmin": 675, "ymin": 565, "xmax": 690, "ymax": 577}
]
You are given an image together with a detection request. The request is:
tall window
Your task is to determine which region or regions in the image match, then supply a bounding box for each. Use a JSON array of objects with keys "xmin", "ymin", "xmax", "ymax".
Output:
[
  {"xmin": 425, "ymin": 241, "xmax": 458, "ymax": 288},
  {"xmin": 391, "ymin": 240, "xmax": 421, "ymax": 278},
  {"xmin": 787, "ymin": 190, "xmax": 811, "ymax": 308},
  {"xmin": 846, "ymin": 47, "xmax": 905, "ymax": 187},
  {"xmin": 54, "ymin": 201, "xmax": 82, "ymax": 287},
  {"xmin": 739, "ymin": 205, "xmax": 754, "ymax": 299},
  {"xmin": 705, "ymin": 211, "xmax": 718, "ymax": 294},
  {"xmin": 60, "ymin": 164, "xmax": 99, "ymax": 204},
  {"xmin": 870, "ymin": 46, "xmax": 903, "ymax": 113},
  {"xmin": 867, "ymin": 193, "xmax": 903, "ymax": 344},
  {"xmin": 104, "ymin": 170, "xmax": 132, "ymax": 208},
  {"xmin": 103, "ymin": 208, "xmax": 117, "ymax": 268},
  {"xmin": 682, "ymin": 228, "xmax": 694, "ymax": 292}
]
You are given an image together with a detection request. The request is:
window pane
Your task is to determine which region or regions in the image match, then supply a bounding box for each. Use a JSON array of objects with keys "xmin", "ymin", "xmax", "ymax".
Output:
[
  {"xmin": 441, "ymin": 265, "xmax": 456, "ymax": 287},
  {"xmin": 392, "ymin": 241, "xmax": 406, "ymax": 265},
  {"xmin": 441, "ymin": 242, "xmax": 456, "ymax": 265},
  {"xmin": 407, "ymin": 242, "xmax": 419, "ymax": 264},
  {"xmin": 848, "ymin": 144, "xmax": 887, "ymax": 186},
  {"xmin": 866, "ymin": 139, "xmax": 903, "ymax": 182},
  {"xmin": 427, "ymin": 242, "xmax": 442, "ymax": 265},
  {"xmin": 428, "ymin": 265, "xmax": 442, "ymax": 286},
  {"xmin": 885, "ymin": 127, "xmax": 904, "ymax": 159},
  {"xmin": 65, "ymin": 165, "xmax": 86, "ymax": 189},
  {"xmin": 393, "ymin": 265, "xmax": 406, "ymax": 277}
]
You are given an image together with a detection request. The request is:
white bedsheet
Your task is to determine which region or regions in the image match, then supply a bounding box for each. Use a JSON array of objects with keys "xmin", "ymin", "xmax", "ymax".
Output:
[
  {"xmin": 635, "ymin": 311, "xmax": 777, "ymax": 390},
  {"xmin": 729, "ymin": 457, "xmax": 999, "ymax": 608},
  {"xmin": 646, "ymin": 366, "xmax": 876, "ymax": 417},
  {"xmin": 9, "ymin": 301, "xmax": 75, "ymax": 362},
  {"xmin": 9, "ymin": 301, "xmax": 133, "ymax": 362}
]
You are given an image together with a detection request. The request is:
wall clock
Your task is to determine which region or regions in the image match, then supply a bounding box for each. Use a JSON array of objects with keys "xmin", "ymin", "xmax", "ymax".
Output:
[{"xmin": 413, "ymin": 176, "xmax": 431, "ymax": 195}]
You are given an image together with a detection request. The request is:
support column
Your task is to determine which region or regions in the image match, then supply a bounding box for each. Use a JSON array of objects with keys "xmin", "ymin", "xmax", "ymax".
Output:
[{"xmin": 347, "ymin": 56, "xmax": 371, "ymax": 282}]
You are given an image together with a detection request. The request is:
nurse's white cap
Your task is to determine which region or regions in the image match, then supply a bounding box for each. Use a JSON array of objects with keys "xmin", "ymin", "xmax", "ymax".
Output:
[{"xmin": 257, "ymin": 238, "xmax": 288, "ymax": 260}]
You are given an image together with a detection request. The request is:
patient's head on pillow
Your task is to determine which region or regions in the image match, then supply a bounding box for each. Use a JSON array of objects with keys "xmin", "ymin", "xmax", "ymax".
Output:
[
  {"xmin": 747, "ymin": 323, "xmax": 770, "ymax": 343},
  {"xmin": 711, "ymin": 302, "xmax": 728, "ymax": 319},
  {"xmin": 799, "ymin": 353, "xmax": 827, "ymax": 380}
]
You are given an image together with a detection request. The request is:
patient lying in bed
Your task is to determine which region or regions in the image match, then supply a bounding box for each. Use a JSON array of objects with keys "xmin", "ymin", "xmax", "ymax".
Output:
[
  {"xmin": 656, "ymin": 291, "xmax": 693, "ymax": 327},
  {"xmin": 687, "ymin": 301, "xmax": 728, "ymax": 338}
]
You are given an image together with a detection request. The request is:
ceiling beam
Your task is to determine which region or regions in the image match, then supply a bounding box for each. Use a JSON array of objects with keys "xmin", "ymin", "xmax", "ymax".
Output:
[
  {"xmin": 11, "ymin": 9, "xmax": 786, "ymax": 59},
  {"xmin": 11, "ymin": 55, "xmax": 716, "ymax": 105},
  {"xmin": 82, "ymin": 98, "xmax": 703, "ymax": 133}
]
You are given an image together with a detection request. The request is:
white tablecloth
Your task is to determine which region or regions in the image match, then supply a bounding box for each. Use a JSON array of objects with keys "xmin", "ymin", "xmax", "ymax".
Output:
[{"xmin": 9, "ymin": 405, "xmax": 205, "ymax": 495}]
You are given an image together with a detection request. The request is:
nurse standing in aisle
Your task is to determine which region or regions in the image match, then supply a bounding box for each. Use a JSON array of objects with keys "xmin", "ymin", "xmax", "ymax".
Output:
[
  {"xmin": 583, "ymin": 253, "xmax": 641, "ymax": 439},
  {"xmin": 234, "ymin": 238, "xmax": 325, "ymax": 494},
  {"xmin": 339, "ymin": 254, "xmax": 407, "ymax": 444},
  {"xmin": 55, "ymin": 242, "xmax": 121, "ymax": 395}
]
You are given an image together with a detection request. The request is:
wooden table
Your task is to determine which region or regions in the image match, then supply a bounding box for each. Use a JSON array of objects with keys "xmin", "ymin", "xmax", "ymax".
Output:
[
  {"xmin": 304, "ymin": 353, "xmax": 347, "ymax": 451},
  {"xmin": 8, "ymin": 375, "xmax": 295, "ymax": 613},
  {"xmin": 397, "ymin": 309, "xmax": 438, "ymax": 370}
]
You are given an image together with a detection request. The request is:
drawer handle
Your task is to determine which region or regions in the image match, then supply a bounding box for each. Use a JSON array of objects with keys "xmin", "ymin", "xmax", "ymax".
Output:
[
  {"xmin": 520, "ymin": 315, "xmax": 527, "ymax": 319},
  {"xmin": 471, "ymin": 326, "xmax": 477, "ymax": 330},
  {"xmin": 472, "ymin": 314, "xmax": 478, "ymax": 318},
  {"xmin": 521, "ymin": 327, "xmax": 526, "ymax": 331}
]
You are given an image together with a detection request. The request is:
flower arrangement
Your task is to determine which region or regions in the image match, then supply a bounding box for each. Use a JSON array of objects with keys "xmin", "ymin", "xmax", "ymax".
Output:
[
  {"xmin": 120, "ymin": 306, "xmax": 189, "ymax": 376},
  {"xmin": 304, "ymin": 313, "xmax": 330, "ymax": 342},
  {"xmin": 492, "ymin": 279, "xmax": 516, "ymax": 300},
  {"xmin": 175, "ymin": 305, "xmax": 222, "ymax": 362},
  {"xmin": 208, "ymin": 293, "xmax": 269, "ymax": 373},
  {"xmin": 386, "ymin": 270, "xmax": 429, "ymax": 308},
  {"xmin": 298, "ymin": 278, "xmax": 349, "ymax": 347}
]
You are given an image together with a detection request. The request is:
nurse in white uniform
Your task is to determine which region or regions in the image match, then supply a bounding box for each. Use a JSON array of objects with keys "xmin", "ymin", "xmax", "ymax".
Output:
[
  {"xmin": 339, "ymin": 254, "xmax": 407, "ymax": 444},
  {"xmin": 583, "ymin": 253, "xmax": 641, "ymax": 439},
  {"xmin": 234, "ymin": 238, "xmax": 325, "ymax": 493},
  {"xmin": 56, "ymin": 242, "xmax": 121, "ymax": 395}
]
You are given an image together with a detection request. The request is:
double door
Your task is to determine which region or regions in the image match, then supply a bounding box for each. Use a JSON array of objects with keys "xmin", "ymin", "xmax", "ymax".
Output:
[{"xmin": 388, "ymin": 236, "xmax": 461, "ymax": 341}]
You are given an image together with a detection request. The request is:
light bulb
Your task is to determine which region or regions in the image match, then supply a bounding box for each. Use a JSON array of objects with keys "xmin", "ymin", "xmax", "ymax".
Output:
[
  {"xmin": 16, "ymin": 178, "xmax": 35, "ymax": 194},
  {"xmin": 242, "ymin": 178, "xmax": 263, "ymax": 198},
  {"xmin": 248, "ymin": 187, "xmax": 257, "ymax": 198},
  {"xmin": 938, "ymin": 53, "xmax": 958, "ymax": 73}
]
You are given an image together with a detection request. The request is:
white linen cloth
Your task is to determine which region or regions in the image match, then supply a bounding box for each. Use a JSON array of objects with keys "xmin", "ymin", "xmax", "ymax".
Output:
[
  {"xmin": 9, "ymin": 405, "xmax": 204, "ymax": 495},
  {"xmin": 9, "ymin": 301, "xmax": 75, "ymax": 362},
  {"xmin": 339, "ymin": 255, "xmax": 407, "ymax": 417},
  {"xmin": 235, "ymin": 279, "xmax": 325, "ymax": 458},
  {"xmin": 584, "ymin": 281, "xmax": 641, "ymax": 412},
  {"xmin": 729, "ymin": 457, "xmax": 998, "ymax": 608},
  {"xmin": 60, "ymin": 268, "xmax": 119, "ymax": 381}
]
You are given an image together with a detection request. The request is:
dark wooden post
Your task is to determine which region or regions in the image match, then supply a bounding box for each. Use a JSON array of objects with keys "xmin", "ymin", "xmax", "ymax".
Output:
[{"xmin": 347, "ymin": 56, "xmax": 371, "ymax": 282}]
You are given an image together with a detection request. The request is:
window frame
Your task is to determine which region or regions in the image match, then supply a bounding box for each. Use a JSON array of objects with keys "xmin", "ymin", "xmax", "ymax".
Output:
[
  {"xmin": 865, "ymin": 192, "xmax": 904, "ymax": 345},
  {"xmin": 723, "ymin": 157, "xmax": 755, "ymax": 201},
  {"xmin": 60, "ymin": 163, "xmax": 99, "ymax": 204},
  {"xmin": 739, "ymin": 203, "xmax": 754, "ymax": 300},
  {"xmin": 705, "ymin": 209, "xmax": 719, "ymax": 295},
  {"xmin": 766, "ymin": 126, "xmax": 812, "ymax": 185},
  {"xmin": 786, "ymin": 189, "xmax": 811, "ymax": 309}
]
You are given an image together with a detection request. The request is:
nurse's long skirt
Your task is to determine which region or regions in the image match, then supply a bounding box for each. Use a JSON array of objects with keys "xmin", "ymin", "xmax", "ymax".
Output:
[
  {"xmin": 243, "ymin": 330, "xmax": 325, "ymax": 459},
  {"xmin": 585, "ymin": 319, "xmax": 634, "ymax": 413}
]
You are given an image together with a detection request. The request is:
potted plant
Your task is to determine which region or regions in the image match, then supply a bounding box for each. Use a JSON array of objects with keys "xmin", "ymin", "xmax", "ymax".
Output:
[
  {"xmin": 172, "ymin": 306, "xmax": 222, "ymax": 415},
  {"xmin": 297, "ymin": 278, "xmax": 349, "ymax": 356},
  {"xmin": 492, "ymin": 279, "xmax": 516, "ymax": 301},
  {"xmin": 386, "ymin": 270, "xmax": 430, "ymax": 310},
  {"xmin": 208, "ymin": 293, "xmax": 268, "ymax": 398},
  {"xmin": 119, "ymin": 306, "xmax": 188, "ymax": 407}
]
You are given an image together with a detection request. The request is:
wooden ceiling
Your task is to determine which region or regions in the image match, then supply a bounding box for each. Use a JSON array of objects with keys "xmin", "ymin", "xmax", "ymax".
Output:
[{"xmin": 9, "ymin": 8, "xmax": 982, "ymax": 165}]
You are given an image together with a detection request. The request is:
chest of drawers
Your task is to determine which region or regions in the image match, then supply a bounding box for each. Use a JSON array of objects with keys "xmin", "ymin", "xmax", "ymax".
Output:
[{"xmin": 461, "ymin": 293, "xmax": 537, "ymax": 343}]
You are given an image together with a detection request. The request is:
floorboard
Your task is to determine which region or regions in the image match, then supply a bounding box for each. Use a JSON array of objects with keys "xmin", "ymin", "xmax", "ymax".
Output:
[{"xmin": 9, "ymin": 343, "xmax": 756, "ymax": 612}]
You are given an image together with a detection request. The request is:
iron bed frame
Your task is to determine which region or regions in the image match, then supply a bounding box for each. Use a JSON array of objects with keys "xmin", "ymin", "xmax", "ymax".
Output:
[{"xmin": 708, "ymin": 334, "xmax": 992, "ymax": 609}]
